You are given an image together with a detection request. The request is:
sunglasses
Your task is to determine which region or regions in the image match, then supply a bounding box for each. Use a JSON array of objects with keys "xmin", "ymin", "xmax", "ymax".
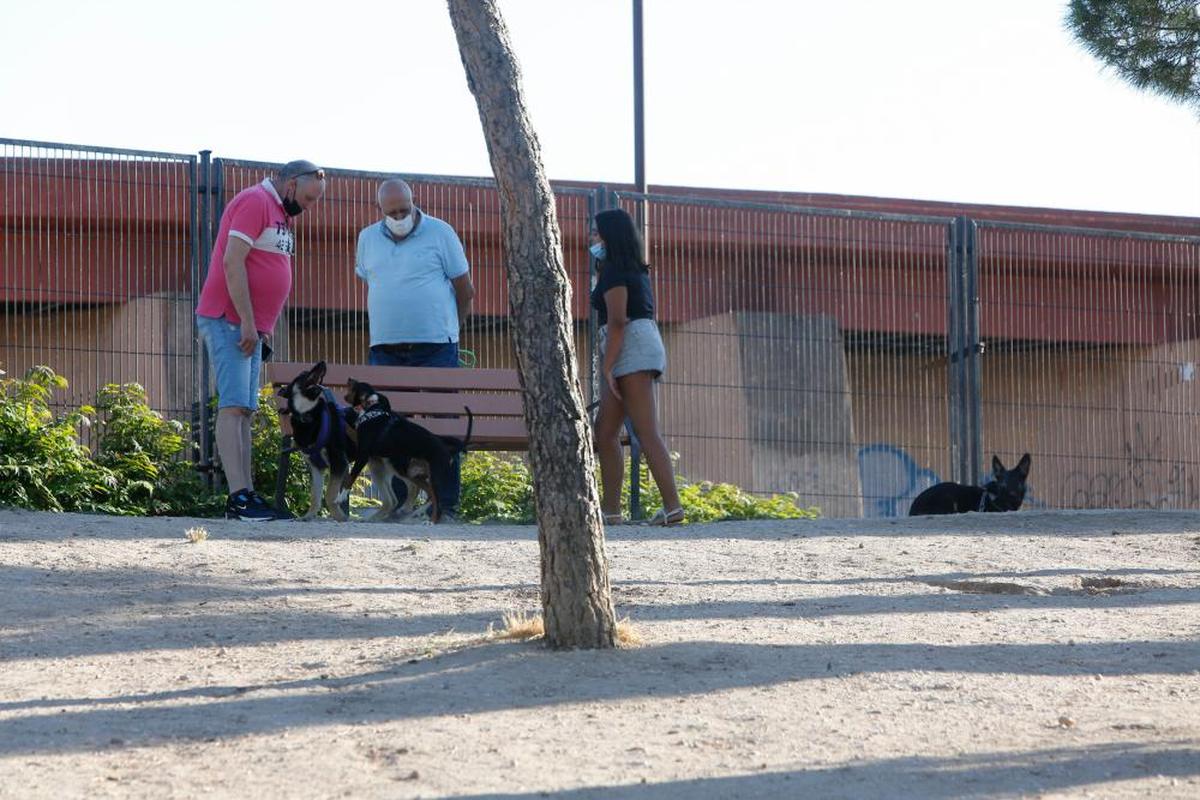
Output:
[{"xmin": 297, "ymin": 168, "xmax": 326, "ymax": 181}]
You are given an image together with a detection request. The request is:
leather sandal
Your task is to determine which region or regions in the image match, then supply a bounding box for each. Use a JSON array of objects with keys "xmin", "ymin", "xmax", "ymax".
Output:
[
  {"xmin": 646, "ymin": 506, "xmax": 685, "ymax": 526},
  {"xmin": 603, "ymin": 512, "xmax": 628, "ymax": 526}
]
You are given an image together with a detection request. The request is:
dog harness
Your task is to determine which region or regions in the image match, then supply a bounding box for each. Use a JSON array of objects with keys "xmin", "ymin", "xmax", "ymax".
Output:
[
  {"xmin": 353, "ymin": 402, "xmax": 401, "ymax": 441},
  {"xmin": 298, "ymin": 388, "xmax": 355, "ymax": 470}
]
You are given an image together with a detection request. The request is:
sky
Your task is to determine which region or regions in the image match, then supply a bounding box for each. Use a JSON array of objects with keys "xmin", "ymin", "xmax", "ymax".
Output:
[{"xmin": 2, "ymin": 0, "xmax": 1198, "ymax": 217}]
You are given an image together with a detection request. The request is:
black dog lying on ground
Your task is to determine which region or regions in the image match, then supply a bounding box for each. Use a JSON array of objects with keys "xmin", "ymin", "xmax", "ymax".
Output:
[
  {"xmin": 337, "ymin": 378, "xmax": 472, "ymax": 524},
  {"xmin": 277, "ymin": 361, "xmax": 358, "ymax": 521},
  {"xmin": 909, "ymin": 453, "xmax": 1032, "ymax": 516}
]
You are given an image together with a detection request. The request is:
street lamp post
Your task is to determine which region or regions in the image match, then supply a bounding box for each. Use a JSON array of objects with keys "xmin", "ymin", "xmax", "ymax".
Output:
[{"xmin": 628, "ymin": 0, "xmax": 647, "ymax": 519}]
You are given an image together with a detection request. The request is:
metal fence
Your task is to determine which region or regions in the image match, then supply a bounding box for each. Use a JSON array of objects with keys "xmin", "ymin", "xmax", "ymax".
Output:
[
  {"xmin": 613, "ymin": 191, "xmax": 954, "ymax": 517},
  {"xmin": 0, "ymin": 139, "xmax": 198, "ymax": 433},
  {"xmin": 973, "ymin": 221, "xmax": 1200, "ymax": 510},
  {"xmin": 4, "ymin": 136, "xmax": 1200, "ymax": 516}
]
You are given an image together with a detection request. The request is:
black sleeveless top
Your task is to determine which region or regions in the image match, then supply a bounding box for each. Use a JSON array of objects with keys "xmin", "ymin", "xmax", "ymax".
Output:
[{"xmin": 589, "ymin": 262, "xmax": 655, "ymax": 326}]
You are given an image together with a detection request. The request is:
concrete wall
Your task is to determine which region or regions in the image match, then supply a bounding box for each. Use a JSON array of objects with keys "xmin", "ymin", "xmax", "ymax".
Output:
[
  {"xmin": 1, "ymin": 294, "xmax": 195, "ymax": 418},
  {"xmin": 849, "ymin": 340, "xmax": 1200, "ymax": 512},
  {"xmin": 659, "ymin": 312, "xmax": 862, "ymax": 517}
]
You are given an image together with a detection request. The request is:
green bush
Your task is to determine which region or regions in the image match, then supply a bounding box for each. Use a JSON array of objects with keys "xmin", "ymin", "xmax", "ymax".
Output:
[
  {"xmin": 460, "ymin": 451, "xmax": 536, "ymax": 523},
  {"xmin": 457, "ymin": 449, "xmax": 819, "ymax": 524},
  {"xmin": 0, "ymin": 366, "xmax": 130, "ymax": 514},
  {"xmin": 93, "ymin": 382, "xmax": 224, "ymax": 517},
  {"xmin": 617, "ymin": 452, "xmax": 821, "ymax": 523}
]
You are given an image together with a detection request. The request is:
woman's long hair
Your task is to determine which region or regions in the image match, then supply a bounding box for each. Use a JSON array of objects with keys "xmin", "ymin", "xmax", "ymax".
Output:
[{"xmin": 595, "ymin": 208, "xmax": 649, "ymax": 273}]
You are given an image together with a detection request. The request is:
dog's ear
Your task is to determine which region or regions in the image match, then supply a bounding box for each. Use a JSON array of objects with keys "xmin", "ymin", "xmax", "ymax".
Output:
[
  {"xmin": 1015, "ymin": 453, "xmax": 1032, "ymax": 479},
  {"xmin": 301, "ymin": 361, "xmax": 326, "ymax": 387},
  {"xmin": 992, "ymin": 455, "xmax": 1005, "ymax": 477}
]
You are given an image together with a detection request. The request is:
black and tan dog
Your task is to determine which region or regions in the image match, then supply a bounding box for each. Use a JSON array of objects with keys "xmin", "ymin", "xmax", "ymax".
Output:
[
  {"xmin": 909, "ymin": 453, "xmax": 1032, "ymax": 516},
  {"xmin": 277, "ymin": 361, "xmax": 359, "ymax": 521},
  {"xmin": 337, "ymin": 378, "xmax": 472, "ymax": 524}
]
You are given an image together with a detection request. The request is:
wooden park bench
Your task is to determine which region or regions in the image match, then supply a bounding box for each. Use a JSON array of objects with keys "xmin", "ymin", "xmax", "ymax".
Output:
[
  {"xmin": 264, "ymin": 361, "xmax": 635, "ymax": 516},
  {"xmin": 264, "ymin": 361, "xmax": 527, "ymax": 511}
]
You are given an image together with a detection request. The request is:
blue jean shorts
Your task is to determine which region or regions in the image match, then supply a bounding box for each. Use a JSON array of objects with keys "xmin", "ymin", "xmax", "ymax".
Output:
[{"xmin": 197, "ymin": 314, "xmax": 263, "ymax": 410}]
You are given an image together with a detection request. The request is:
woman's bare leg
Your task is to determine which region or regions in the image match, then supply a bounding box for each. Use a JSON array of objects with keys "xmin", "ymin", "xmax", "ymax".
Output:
[
  {"xmin": 617, "ymin": 371, "xmax": 682, "ymax": 513},
  {"xmin": 593, "ymin": 380, "xmax": 627, "ymax": 517}
]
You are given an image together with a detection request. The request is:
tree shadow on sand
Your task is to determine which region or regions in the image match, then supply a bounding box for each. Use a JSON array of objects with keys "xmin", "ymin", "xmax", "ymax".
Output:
[
  {"xmin": 449, "ymin": 742, "xmax": 1200, "ymax": 799},
  {"xmin": 1, "ymin": 634, "xmax": 1197, "ymax": 756}
]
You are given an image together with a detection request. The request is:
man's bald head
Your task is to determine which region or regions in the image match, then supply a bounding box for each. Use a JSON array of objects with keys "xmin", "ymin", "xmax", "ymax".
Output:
[
  {"xmin": 377, "ymin": 178, "xmax": 413, "ymax": 207},
  {"xmin": 377, "ymin": 178, "xmax": 417, "ymax": 239}
]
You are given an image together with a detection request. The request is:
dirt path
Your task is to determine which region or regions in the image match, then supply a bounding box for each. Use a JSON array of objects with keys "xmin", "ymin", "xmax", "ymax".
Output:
[{"xmin": 1, "ymin": 508, "xmax": 1198, "ymax": 798}]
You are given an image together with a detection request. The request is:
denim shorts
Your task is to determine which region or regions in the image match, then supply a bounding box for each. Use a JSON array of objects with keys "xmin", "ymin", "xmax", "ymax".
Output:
[{"xmin": 197, "ymin": 314, "xmax": 263, "ymax": 410}]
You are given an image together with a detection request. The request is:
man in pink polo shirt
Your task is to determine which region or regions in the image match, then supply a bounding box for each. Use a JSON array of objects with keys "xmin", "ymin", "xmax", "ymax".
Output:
[{"xmin": 196, "ymin": 160, "xmax": 326, "ymax": 520}]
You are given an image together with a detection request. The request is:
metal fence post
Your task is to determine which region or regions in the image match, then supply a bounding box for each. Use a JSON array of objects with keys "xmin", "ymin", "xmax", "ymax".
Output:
[
  {"xmin": 963, "ymin": 217, "xmax": 983, "ymax": 484},
  {"xmin": 587, "ymin": 187, "xmax": 602, "ymax": 412},
  {"xmin": 947, "ymin": 215, "xmax": 982, "ymax": 485},
  {"xmin": 196, "ymin": 150, "xmax": 214, "ymax": 488}
]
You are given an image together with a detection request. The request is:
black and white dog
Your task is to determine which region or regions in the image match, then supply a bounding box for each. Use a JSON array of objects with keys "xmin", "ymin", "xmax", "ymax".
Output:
[
  {"xmin": 909, "ymin": 453, "xmax": 1032, "ymax": 516},
  {"xmin": 337, "ymin": 378, "xmax": 473, "ymax": 524},
  {"xmin": 277, "ymin": 361, "xmax": 358, "ymax": 521}
]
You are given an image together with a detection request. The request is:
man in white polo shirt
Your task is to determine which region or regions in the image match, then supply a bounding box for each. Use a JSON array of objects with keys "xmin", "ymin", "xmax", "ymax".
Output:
[{"xmin": 355, "ymin": 178, "xmax": 475, "ymax": 519}]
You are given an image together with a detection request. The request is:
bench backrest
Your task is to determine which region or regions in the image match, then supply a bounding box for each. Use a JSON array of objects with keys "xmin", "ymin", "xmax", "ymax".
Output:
[{"xmin": 265, "ymin": 362, "xmax": 529, "ymax": 451}]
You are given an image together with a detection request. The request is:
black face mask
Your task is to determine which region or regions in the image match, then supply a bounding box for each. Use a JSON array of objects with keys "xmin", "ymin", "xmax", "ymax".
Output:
[{"xmin": 282, "ymin": 191, "xmax": 303, "ymax": 217}]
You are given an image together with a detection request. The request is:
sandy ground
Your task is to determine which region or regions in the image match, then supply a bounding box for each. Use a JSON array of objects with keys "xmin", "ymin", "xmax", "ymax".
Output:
[{"xmin": 0, "ymin": 507, "xmax": 1198, "ymax": 799}]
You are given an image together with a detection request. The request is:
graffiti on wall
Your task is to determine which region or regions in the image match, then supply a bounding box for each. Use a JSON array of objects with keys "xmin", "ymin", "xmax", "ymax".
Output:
[
  {"xmin": 1061, "ymin": 423, "xmax": 1199, "ymax": 509},
  {"xmin": 857, "ymin": 444, "xmax": 942, "ymax": 517}
]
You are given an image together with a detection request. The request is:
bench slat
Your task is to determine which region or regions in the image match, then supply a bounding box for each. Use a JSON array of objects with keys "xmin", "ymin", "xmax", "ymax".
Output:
[
  {"xmin": 408, "ymin": 418, "xmax": 528, "ymax": 449},
  {"xmin": 266, "ymin": 362, "xmax": 523, "ymax": 392},
  {"xmin": 272, "ymin": 391, "xmax": 524, "ymax": 418},
  {"xmin": 385, "ymin": 392, "xmax": 524, "ymax": 417}
]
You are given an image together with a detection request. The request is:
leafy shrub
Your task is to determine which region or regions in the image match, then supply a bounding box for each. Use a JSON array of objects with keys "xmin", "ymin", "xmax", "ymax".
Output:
[
  {"xmin": 0, "ymin": 366, "xmax": 127, "ymax": 513},
  {"xmin": 92, "ymin": 382, "xmax": 224, "ymax": 517},
  {"xmin": 618, "ymin": 452, "xmax": 821, "ymax": 522},
  {"xmin": 460, "ymin": 451, "xmax": 536, "ymax": 523},
  {"xmin": 458, "ymin": 449, "xmax": 818, "ymax": 524}
]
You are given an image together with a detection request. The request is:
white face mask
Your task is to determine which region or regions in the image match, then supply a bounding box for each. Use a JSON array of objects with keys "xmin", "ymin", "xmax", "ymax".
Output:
[
  {"xmin": 589, "ymin": 242, "xmax": 606, "ymax": 260},
  {"xmin": 385, "ymin": 212, "xmax": 415, "ymax": 237}
]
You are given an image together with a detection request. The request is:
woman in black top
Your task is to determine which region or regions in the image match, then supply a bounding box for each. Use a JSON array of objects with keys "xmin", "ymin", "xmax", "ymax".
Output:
[{"xmin": 590, "ymin": 208, "xmax": 683, "ymax": 526}]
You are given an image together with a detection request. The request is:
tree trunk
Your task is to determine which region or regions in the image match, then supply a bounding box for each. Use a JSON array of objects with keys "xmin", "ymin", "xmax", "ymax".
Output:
[{"xmin": 446, "ymin": 0, "xmax": 616, "ymax": 649}]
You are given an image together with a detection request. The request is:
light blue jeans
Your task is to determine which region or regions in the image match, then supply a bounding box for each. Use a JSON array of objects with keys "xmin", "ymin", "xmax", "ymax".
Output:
[{"xmin": 197, "ymin": 314, "xmax": 262, "ymax": 410}]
